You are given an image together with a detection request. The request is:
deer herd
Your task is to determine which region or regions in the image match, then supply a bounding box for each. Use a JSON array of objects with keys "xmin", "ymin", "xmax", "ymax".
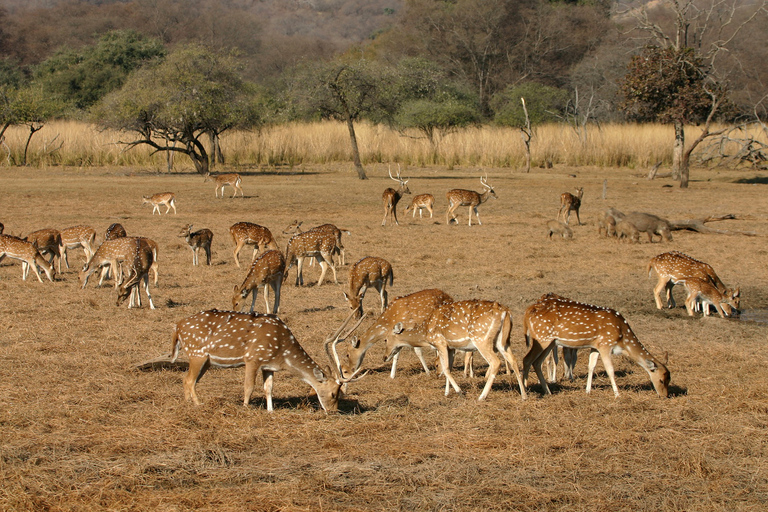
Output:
[{"xmin": 0, "ymin": 168, "xmax": 745, "ymax": 414}]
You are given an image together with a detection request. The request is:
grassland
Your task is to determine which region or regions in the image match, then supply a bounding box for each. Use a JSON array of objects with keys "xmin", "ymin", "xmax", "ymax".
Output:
[{"xmin": 1, "ymin": 162, "xmax": 767, "ymax": 511}]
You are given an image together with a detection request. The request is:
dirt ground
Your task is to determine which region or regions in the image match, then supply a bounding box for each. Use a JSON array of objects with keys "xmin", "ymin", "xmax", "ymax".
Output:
[{"xmin": 1, "ymin": 163, "xmax": 767, "ymax": 511}]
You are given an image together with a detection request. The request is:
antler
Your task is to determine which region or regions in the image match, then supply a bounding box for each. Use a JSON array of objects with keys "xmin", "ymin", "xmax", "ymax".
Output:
[
  {"xmin": 480, "ymin": 173, "xmax": 491, "ymax": 190},
  {"xmin": 324, "ymin": 310, "xmax": 369, "ymax": 382}
]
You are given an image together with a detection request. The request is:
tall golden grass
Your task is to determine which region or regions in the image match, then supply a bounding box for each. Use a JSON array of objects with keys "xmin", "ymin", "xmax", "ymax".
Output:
[{"xmin": 1, "ymin": 120, "xmax": 759, "ymax": 170}]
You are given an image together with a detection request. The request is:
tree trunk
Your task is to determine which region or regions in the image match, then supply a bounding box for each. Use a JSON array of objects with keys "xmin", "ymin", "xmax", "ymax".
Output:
[
  {"xmin": 22, "ymin": 123, "xmax": 43, "ymax": 166},
  {"xmin": 672, "ymin": 120, "xmax": 684, "ymax": 182},
  {"xmin": 346, "ymin": 115, "xmax": 367, "ymax": 180},
  {"xmin": 187, "ymin": 138, "xmax": 210, "ymax": 175},
  {"xmin": 208, "ymin": 132, "xmax": 225, "ymax": 167}
]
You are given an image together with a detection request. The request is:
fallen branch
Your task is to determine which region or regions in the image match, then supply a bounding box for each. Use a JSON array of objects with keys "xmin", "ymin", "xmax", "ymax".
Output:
[
  {"xmin": 668, "ymin": 214, "xmax": 759, "ymax": 236},
  {"xmin": 132, "ymin": 353, "xmax": 189, "ymax": 371}
]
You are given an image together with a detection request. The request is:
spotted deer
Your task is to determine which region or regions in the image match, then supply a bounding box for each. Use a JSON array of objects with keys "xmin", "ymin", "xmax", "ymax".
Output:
[
  {"xmin": 115, "ymin": 238, "xmax": 156, "ymax": 309},
  {"xmin": 343, "ymin": 256, "xmax": 394, "ymax": 318},
  {"xmin": 178, "ymin": 224, "xmax": 213, "ymax": 266},
  {"xmin": 80, "ymin": 237, "xmax": 144, "ymax": 288},
  {"xmin": 522, "ymin": 293, "xmax": 670, "ymax": 398},
  {"xmin": 282, "ymin": 221, "xmax": 350, "ymax": 266},
  {"xmin": 232, "ymin": 250, "xmax": 285, "ymax": 314},
  {"xmin": 229, "ymin": 222, "xmax": 279, "ymax": 268},
  {"xmin": 0, "ymin": 234, "xmax": 56, "ymax": 282},
  {"xmin": 142, "ymin": 192, "xmax": 177, "ymax": 215},
  {"xmin": 681, "ymin": 278, "xmax": 740, "ymax": 318},
  {"xmin": 59, "ymin": 225, "xmax": 96, "ymax": 272},
  {"xmin": 647, "ymin": 251, "xmax": 733, "ymax": 312},
  {"xmin": 205, "ymin": 172, "xmax": 243, "ymax": 198},
  {"xmin": 105, "ymin": 223, "xmax": 127, "ymax": 240},
  {"xmin": 169, "ymin": 309, "xmax": 365, "ymax": 411},
  {"xmin": 334, "ymin": 289, "xmax": 454, "ymax": 380},
  {"xmin": 445, "ymin": 175, "xmax": 497, "ymax": 226},
  {"xmin": 25, "ymin": 228, "xmax": 62, "ymax": 271},
  {"xmin": 284, "ymin": 229, "xmax": 338, "ymax": 286},
  {"xmin": 558, "ymin": 187, "xmax": 584, "ymax": 225},
  {"xmin": 383, "ymin": 300, "xmax": 527, "ymax": 401},
  {"xmin": 404, "ymin": 194, "xmax": 435, "ymax": 219},
  {"xmin": 381, "ymin": 165, "xmax": 411, "ymax": 226}
]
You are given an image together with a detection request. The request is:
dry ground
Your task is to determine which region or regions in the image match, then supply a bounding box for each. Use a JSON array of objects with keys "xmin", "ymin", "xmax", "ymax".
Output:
[{"xmin": 1, "ymin": 164, "xmax": 767, "ymax": 511}]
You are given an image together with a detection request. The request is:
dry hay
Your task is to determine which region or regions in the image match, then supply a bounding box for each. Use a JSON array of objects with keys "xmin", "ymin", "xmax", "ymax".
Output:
[{"xmin": 1, "ymin": 164, "xmax": 767, "ymax": 511}]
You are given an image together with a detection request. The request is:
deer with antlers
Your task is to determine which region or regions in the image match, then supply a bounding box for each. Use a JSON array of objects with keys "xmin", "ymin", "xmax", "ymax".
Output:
[
  {"xmin": 59, "ymin": 225, "xmax": 96, "ymax": 272},
  {"xmin": 284, "ymin": 229, "xmax": 338, "ymax": 286},
  {"xmin": 0, "ymin": 234, "xmax": 56, "ymax": 282},
  {"xmin": 446, "ymin": 175, "xmax": 497, "ymax": 226},
  {"xmin": 232, "ymin": 250, "xmax": 285, "ymax": 314},
  {"xmin": 558, "ymin": 187, "xmax": 584, "ymax": 225},
  {"xmin": 170, "ymin": 309, "xmax": 365, "ymax": 411},
  {"xmin": 178, "ymin": 224, "xmax": 213, "ymax": 266},
  {"xmin": 115, "ymin": 238, "xmax": 156, "ymax": 309},
  {"xmin": 229, "ymin": 222, "xmax": 278, "ymax": 268},
  {"xmin": 282, "ymin": 221, "xmax": 350, "ymax": 266},
  {"xmin": 343, "ymin": 256, "xmax": 394, "ymax": 318},
  {"xmin": 142, "ymin": 192, "xmax": 177, "ymax": 215},
  {"xmin": 381, "ymin": 165, "xmax": 411, "ymax": 226},
  {"xmin": 522, "ymin": 294, "xmax": 670, "ymax": 398},
  {"xmin": 24, "ymin": 228, "xmax": 62, "ymax": 272},
  {"xmin": 404, "ymin": 194, "xmax": 435, "ymax": 219},
  {"xmin": 205, "ymin": 172, "xmax": 243, "ymax": 198},
  {"xmin": 647, "ymin": 251, "xmax": 736, "ymax": 314}
]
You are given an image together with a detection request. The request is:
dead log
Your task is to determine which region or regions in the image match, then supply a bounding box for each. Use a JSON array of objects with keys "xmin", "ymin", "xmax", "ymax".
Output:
[
  {"xmin": 132, "ymin": 353, "xmax": 189, "ymax": 371},
  {"xmin": 668, "ymin": 214, "xmax": 759, "ymax": 236}
]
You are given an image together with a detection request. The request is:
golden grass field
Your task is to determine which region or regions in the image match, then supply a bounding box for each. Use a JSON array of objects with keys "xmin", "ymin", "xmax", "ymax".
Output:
[{"xmin": 1, "ymin": 162, "xmax": 767, "ymax": 511}]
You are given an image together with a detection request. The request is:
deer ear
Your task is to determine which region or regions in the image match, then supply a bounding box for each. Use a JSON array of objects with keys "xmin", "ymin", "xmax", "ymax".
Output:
[
  {"xmin": 314, "ymin": 367, "xmax": 327, "ymax": 382},
  {"xmin": 646, "ymin": 359, "xmax": 657, "ymax": 371},
  {"xmin": 392, "ymin": 322, "xmax": 404, "ymax": 334}
]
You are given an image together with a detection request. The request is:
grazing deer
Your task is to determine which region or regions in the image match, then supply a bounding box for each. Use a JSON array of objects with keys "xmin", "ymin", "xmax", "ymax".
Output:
[
  {"xmin": 522, "ymin": 294, "xmax": 670, "ymax": 398},
  {"xmin": 116, "ymin": 238, "xmax": 156, "ymax": 309},
  {"xmin": 385, "ymin": 300, "xmax": 527, "ymax": 401},
  {"xmin": 284, "ymin": 229, "xmax": 338, "ymax": 286},
  {"xmin": 205, "ymin": 172, "xmax": 243, "ymax": 198},
  {"xmin": 0, "ymin": 234, "xmax": 55, "ymax": 282},
  {"xmin": 282, "ymin": 221, "xmax": 350, "ymax": 266},
  {"xmin": 445, "ymin": 175, "xmax": 497, "ymax": 226},
  {"xmin": 404, "ymin": 194, "xmax": 435, "ymax": 219},
  {"xmin": 59, "ymin": 225, "xmax": 96, "ymax": 272},
  {"xmin": 381, "ymin": 165, "xmax": 411, "ymax": 226},
  {"xmin": 558, "ymin": 187, "xmax": 584, "ymax": 225},
  {"xmin": 232, "ymin": 250, "xmax": 285, "ymax": 314},
  {"xmin": 142, "ymin": 192, "xmax": 177, "ymax": 215},
  {"xmin": 169, "ymin": 309, "xmax": 365, "ymax": 411},
  {"xmin": 25, "ymin": 228, "xmax": 62, "ymax": 271},
  {"xmin": 229, "ymin": 222, "xmax": 278, "ymax": 268},
  {"xmin": 105, "ymin": 223, "xmax": 127, "ymax": 240},
  {"xmin": 178, "ymin": 224, "xmax": 213, "ymax": 266},
  {"xmin": 343, "ymin": 256, "xmax": 393, "ymax": 318},
  {"xmin": 334, "ymin": 289, "xmax": 454, "ymax": 380},
  {"xmin": 681, "ymin": 278, "xmax": 740, "ymax": 318},
  {"xmin": 647, "ymin": 251, "xmax": 731, "ymax": 311},
  {"xmin": 80, "ymin": 237, "xmax": 143, "ymax": 289}
]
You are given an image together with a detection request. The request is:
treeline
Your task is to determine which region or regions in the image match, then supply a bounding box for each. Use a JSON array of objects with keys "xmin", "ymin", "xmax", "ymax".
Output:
[{"xmin": 1, "ymin": 0, "xmax": 767, "ymax": 180}]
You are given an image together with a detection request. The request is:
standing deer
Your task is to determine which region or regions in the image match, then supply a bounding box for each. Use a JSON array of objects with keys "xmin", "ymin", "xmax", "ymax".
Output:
[
  {"xmin": 142, "ymin": 192, "xmax": 177, "ymax": 215},
  {"xmin": 105, "ymin": 223, "xmax": 127, "ymax": 240},
  {"xmin": 558, "ymin": 187, "xmax": 584, "ymax": 225},
  {"xmin": 229, "ymin": 222, "xmax": 279, "ymax": 268},
  {"xmin": 59, "ymin": 225, "xmax": 96, "ymax": 272},
  {"xmin": 385, "ymin": 300, "xmax": 527, "ymax": 401},
  {"xmin": 381, "ymin": 165, "xmax": 411, "ymax": 226},
  {"xmin": 343, "ymin": 256, "xmax": 393, "ymax": 318},
  {"xmin": 25, "ymin": 228, "xmax": 62, "ymax": 271},
  {"xmin": 522, "ymin": 294, "xmax": 670, "ymax": 398},
  {"xmin": 335, "ymin": 289, "xmax": 454, "ymax": 380},
  {"xmin": 282, "ymin": 221, "xmax": 350, "ymax": 266},
  {"xmin": 116, "ymin": 238, "xmax": 156, "ymax": 309},
  {"xmin": 284, "ymin": 229, "xmax": 338, "ymax": 286},
  {"xmin": 232, "ymin": 250, "xmax": 285, "ymax": 314},
  {"xmin": 169, "ymin": 309, "xmax": 365, "ymax": 411},
  {"xmin": 404, "ymin": 194, "xmax": 435, "ymax": 219},
  {"xmin": 0, "ymin": 234, "xmax": 56, "ymax": 282},
  {"xmin": 647, "ymin": 251, "xmax": 732, "ymax": 311},
  {"xmin": 205, "ymin": 172, "xmax": 243, "ymax": 198},
  {"xmin": 445, "ymin": 175, "xmax": 497, "ymax": 226},
  {"xmin": 178, "ymin": 224, "xmax": 213, "ymax": 266},
  {"xmin": 80, "ymin": 237, "xmax": 144, "ymax": 288},
  {"xmin": 681, "ymin": 278, "xmax": 740, "ymax": 318}
]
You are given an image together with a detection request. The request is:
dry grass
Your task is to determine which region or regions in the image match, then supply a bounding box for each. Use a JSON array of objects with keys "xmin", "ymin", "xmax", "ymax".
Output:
[
  {"xmin": 1, "ymin": 163, "xmax": 768, "ymax": 511},
  {"xmin": 7, "ymin": 120, "xmax": 758, "ymax": 170}
]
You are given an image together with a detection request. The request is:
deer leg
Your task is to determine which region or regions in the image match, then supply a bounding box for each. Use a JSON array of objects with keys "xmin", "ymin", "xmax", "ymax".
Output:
[
  {"xmin": 413, "ymin": 347, "xmax": 432, "ymax": 375},
  {"xmin": 262, "ymin": 369, "xmax": 274, "ymax": 411},
  {"xmin": 529, "ymin": 342, "xmax": 555, "ymax": 395},
  {"xmin": 684, "ymin": 292, "xmax": 698, "ymax": 316},
  {"xmin": 249, "ymin": 287, "xmax": 258, "ymax": 314},
  {"xmin": 435, "ymin": 343, "xmax": 462, "ymax": 396},
  {"xmin": 205, "ymin": 245, "xmax": 212, "ymax": 265},
  {"xmin": 665, "ymin": 281, "xmax": 677, "ymax": 309},
  {"xmin": 585, "ymin": 349, "xmax": 601, "ymax": 394},
  {"xmin": 463, "ymin": 352, "xmax": 474, "ymax": 378},
  {"xmin": 476, "ymin": 347, "xmax": 501, "ymax": 401},
  {"xmin": 184, "ymin": 357, "xmax": 210, "ymax": 405},
  {"xmin": 380, "ymin": 285, "xmax": 388, "ymax": 313},
  {"xmin": 144, "ymin": 274, "xmax": 155, "ymax": 310},
  {"xmin": 563, "ymin": 347, "xmax": 578, "ymax": 381},
  {"xmin": 272, "ymin": 277, "xmax": 282, "ymax": 314},
  {"xmin": 233, "ymin": 242, "xmax": 243, "ymax": 268},
  {"xmin": 653, "ymin": 278, "xmax": 668, "ymax": 309},
  {"xmin": 467, "ymin": 206, "xmax": 474, "ymax": 226},
  {"xmin": 242, "ymin": 362, "xmax": 257, "ymax": 406}
]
